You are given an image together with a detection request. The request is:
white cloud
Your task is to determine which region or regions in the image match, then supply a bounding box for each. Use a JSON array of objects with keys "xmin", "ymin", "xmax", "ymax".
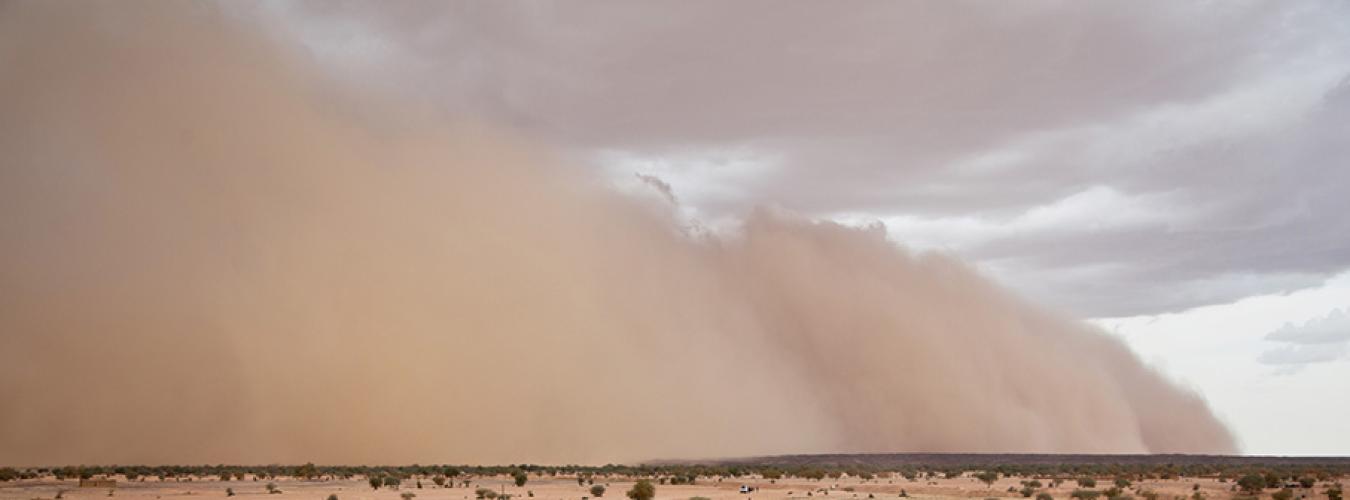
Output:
[{"xmin": 1093, "ymin": 270, "xmax": 1350, "ymax": 455}]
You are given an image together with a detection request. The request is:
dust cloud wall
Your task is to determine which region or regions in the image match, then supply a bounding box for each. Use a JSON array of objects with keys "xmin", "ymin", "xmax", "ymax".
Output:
[{"xmin": 0, "ymin": 3, "xmax": 1236, "ymax": 466}]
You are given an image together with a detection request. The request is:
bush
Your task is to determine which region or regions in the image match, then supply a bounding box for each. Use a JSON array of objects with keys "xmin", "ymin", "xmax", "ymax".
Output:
[
  {"xmin": 1070, "ymin": 490, "xmax": 1100, "ymax": 500},
  {"xmin": 477, "ymin": 488, "xmax": 497, "ymax": 499},
  {"xmin": 1077, "ymin": 479, "xmax": 1097, "ymax": 489},
  {"xmin": 226, "ymin": 488, "xmax": 235, "ymax": 497},
  {"xmin": 385, "ymin": 476, "xmax": 403, "ymax": 489},
  {"xmin": 1237, "ymin": 475, "xmax": 1266, "ymax": 494},
  {"xmin": 1021, "ymin": 487, "xmax": 1036, "ymax": 497},
  {"xmin": 1272, "ymin": 489, "xmax": 1293, "ymax": 500},
  {"xmin": 627, "ymin": 480, "xmax": 655, "ymax": 500},
  {"xmin": 402, "ymin": 493, "xmax": 417, "ymax": 500},
  {"xmin": 328, "ymin": 495, "xmax": 338, "ymax": 500},
  {"xmin": 1037, "ymin": 494, "xmax": 1053, "ymax": 500},
  {"xmin": 514, "ymin": 472, "xmax": 529, "ymax": 488},
  {"xmin": 592, "ymin": 485, "xmax": 607, "ymax": 497},
  {"xmin": 433, "ymin": 476, "xmax": 447, "ymax": 487},
  {"xmin": 370, "ymin": 477, "xmax": 384, "ymax": 490},
  {"xmin": 266, "ymin": 482, "xmax": 281, "ymax": 494}
]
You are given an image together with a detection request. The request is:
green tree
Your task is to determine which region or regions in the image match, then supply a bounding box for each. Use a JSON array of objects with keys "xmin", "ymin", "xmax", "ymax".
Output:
[
  {"xmin": 1237, "ymin": 475, "xmax": 1265, "ymax": 494},
  {"xmin": 370, "ymin": 477, "xmax": 384, "ymax": 490},
  {"xmin": 627, "ymin": 480, "xmax": 655, "ymax": 500},
  {"xmin": 514, "ymin": 472, "xmax": 529, "ymax": 488},
  {"xmin": 976, "ymin": 472, "xmax": 999, "ymax": 488}
]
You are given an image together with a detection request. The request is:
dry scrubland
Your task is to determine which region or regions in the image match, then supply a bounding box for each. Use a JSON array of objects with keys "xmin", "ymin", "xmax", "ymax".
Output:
[{"xmin": 1, "ymin": 468, "xmax": 1344, "ymax": 500}]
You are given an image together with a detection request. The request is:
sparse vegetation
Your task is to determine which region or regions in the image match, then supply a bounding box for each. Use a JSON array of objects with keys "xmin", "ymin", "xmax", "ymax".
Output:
[
  {"xmin": 266, "ymin": 482, "xmax": 280, "ymax": 494},
  {"xmin": 514, "ymin": 471, "xmax": 529, "ymax": 487},
  {"xmin": 592, "ymin": 485, "xmax": 606, "ymax": 497}
]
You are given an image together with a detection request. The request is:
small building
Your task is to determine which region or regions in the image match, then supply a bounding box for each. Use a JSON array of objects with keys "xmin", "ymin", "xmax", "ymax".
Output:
[{"xmin": 80, "ymin": 478, "xmax": 116, "ymax": 488}]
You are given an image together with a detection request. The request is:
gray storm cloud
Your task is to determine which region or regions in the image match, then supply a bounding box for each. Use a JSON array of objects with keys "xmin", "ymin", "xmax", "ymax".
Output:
[{"xmin": 0, "ymin": 3, "xmax": 1235, "ymax": 465}]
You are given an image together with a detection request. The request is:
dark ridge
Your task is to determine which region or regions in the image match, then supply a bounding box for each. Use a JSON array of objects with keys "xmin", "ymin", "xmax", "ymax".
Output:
[{"xmin": 652, "ymin": 453, "xmax": 1350, "ymax": 467}]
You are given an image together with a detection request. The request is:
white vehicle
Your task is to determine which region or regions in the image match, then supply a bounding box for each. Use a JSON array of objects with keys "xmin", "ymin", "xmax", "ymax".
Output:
[{"xmin": 739, "ymin": 485, "xmax": 753, "ymax": 494}]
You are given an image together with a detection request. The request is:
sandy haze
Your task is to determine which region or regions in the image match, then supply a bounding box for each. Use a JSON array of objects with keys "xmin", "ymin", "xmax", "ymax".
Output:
[
  {"xmin": 0, "ymin": 3, "xmax": 1235, "ymax": 465},
  {"xmin": 4, "ymin": 472, "xmax": 1324, "ymax": 500}
]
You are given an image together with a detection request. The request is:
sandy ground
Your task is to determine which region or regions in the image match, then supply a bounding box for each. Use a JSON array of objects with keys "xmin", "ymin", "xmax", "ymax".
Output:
[{"xmin": 1, "ymin": 474, "xmax": 1340, "ymax": 500}]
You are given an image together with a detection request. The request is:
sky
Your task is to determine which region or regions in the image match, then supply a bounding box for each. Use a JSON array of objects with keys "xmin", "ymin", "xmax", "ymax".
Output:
[{"xmin": 259, "ymin": 1, "xmax": 1350, "ymax": 456}]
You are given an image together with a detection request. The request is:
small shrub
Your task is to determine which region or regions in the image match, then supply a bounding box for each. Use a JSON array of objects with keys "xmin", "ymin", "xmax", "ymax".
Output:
[
  {"xmin": 514, "ymin": 472, "xmax": 529, "ymax": 488},
  {"xmin": 1077, "ymin": 479, "xmax": 1098, "ymax": 489},
  {"xmin": 592, "ymin": 485, "xmax": 607, "ymax": 497},
  {"xmin": 402, "ymin": 493, "xmax": 417, "ymax": 500},
  {"xmin": 370, "ymin": 477, "xmax": 383, "ymax": 490},
  {"xmin": 1037, "ymin": 493, "xmax": 1053, "ymax": 500},
  {"xmin": 226, "ymin": 488, "xmax": 235, "ymax": 497},
  {"xmin": 1070, "ymin": 490, "xmax": 1100, "ymax": 500},
  {"xmin": 627, "ymin": 480, "xmax": 655, "ymax": 500},
  {"xmin": 328, "ymin": 495, "xmax": 338, "ymax": 500}
]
